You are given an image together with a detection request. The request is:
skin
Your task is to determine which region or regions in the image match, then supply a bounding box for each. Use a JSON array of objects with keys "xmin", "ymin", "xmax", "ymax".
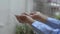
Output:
[
  {"xmin": 16, "ymin": 14, "xmax": 35, "ymax": 25},
  {"xmin": 16, "ymin": 12, "xmax": 48, "ymax": 25},
  {"xmin": 29, "ymin": 12, "xmax": 48, "ymax": 22},
  {"xmin": 22, "ymin": 12, "xmax": 48, "ymax": 22}
]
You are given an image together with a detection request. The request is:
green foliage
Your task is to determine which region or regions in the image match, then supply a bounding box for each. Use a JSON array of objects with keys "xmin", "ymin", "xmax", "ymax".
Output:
[
  {"xmin": 54, "ymin": 12, "xmax": 60, "ymax": 20},
  {"xmin": 16, "ymin": 24, "xmax": 35, "ymax": 34},
  {"xmin": 55, "ymin": 15, "xmax": 60, "ymax": 20}
]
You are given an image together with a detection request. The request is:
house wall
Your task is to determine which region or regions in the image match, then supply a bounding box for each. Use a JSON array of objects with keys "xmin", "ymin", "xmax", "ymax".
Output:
[{"xmin": 0, "ymin": 0, "xmax": 34, "ymax": 34}]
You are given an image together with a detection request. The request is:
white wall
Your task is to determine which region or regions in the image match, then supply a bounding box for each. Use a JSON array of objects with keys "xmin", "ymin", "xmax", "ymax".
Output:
[
  {"xmin": 0, "ymin": 0, "xmax": 10, "ymax": 34},
  {"xmin": 0, "ymin": 0, "xmax": 33, "ymax": 34},
  {"xmin": 8, "ymin": 0, "xmax": 34, "ymax": 34},
  {"xmin": 0, "ymin": 0, "xmax": 9, "ymax": 24},
  {"xmin": 27, "ymin": 0, "xmax": 34, "ymax": 12},
  {"xmin": 0, "ymin": 0, "xmax": 26, "ymax": 34},
  {"xmin": 10, "ymin": 0, "xmax": 26, "ymax": 15},
  {"xmin": 8, "ymin": 0, "xmax": 26, "ymax": 34}
]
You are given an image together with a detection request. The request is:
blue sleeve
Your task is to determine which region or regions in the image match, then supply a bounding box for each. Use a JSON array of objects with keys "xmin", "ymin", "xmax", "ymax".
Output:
[
  {"xmin": 46, "ymin": 17, "xmax": 60, "ymax": 29},
  {"xmin": 32, "ymin": 21, "xmax": 60, "ymax": 34}
]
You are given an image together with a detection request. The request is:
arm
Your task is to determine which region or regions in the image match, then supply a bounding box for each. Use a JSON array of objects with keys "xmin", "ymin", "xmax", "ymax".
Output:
[
  {"xmin": 34, "ymin": 13, "xmax": 60, "ymax": 28},
  {"xmin": 46, "ymin": 17, "xmax": 60, "ymax": 28},
  {"xmin": 32, "ymin": 21, "xmax": 60, "ymax": 34},
  {"xmin": 16, "ymin": 13, "xmax": 60, "ymax": 34}
]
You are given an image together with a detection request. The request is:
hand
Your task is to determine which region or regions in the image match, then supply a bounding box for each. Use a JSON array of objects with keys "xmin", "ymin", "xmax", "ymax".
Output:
[
  {"xmin": 16, "ymin": 14, "xmax": 35, "ymax": 25},
  {"xmin": 30, "ymin": 12, "xmax": 47, "ymax": 22}
]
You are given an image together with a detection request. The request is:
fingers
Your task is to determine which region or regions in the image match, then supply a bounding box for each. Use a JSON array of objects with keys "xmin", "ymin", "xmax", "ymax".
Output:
[
  {"xmin": 21, "ymin": 12, "xmax": 29, "ymax": 16},
  {"xmin": 16, "ymin": 15, "xmax": 20, "ymax": 20},
  {"xmin": 30, "ymin": 12, "xmax": 36, "ymax": 15},
  {"xmin": 16, "ymin": 15, "xmax": 26, "ymax": 23},
  {"xmin": 30, "ymin": 11, "xmax": 40, "ymax": 15},
  {"xmin": 16, "ymin": 16, "xmax": 22, "ymax": 22},
  {"xmin": 21, "ymin": 11, "xmax": 40, "ymax": 16},
  {"xmin": 15, "ymin": 11, "xmax": 40, "ymax": 20},
  {"xmin": 15, "ymin": 12, "xmax": 39, "ymax": 23}
]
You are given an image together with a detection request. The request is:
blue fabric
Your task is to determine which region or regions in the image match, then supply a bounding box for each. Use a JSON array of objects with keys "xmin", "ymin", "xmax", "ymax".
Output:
[
  {"xmin": 46, "ymin": 17, "xmax": 60, "ymax": 29},
  {"xmin": 32, "ymin": 18, "xmax": 60, "ymax": 34}
]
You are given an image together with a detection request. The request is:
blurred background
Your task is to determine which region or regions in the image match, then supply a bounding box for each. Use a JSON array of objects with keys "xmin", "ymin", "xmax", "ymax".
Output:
[{"xmin": 0, "ymin": 0, "xmax": 60, "ymax": 34}]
